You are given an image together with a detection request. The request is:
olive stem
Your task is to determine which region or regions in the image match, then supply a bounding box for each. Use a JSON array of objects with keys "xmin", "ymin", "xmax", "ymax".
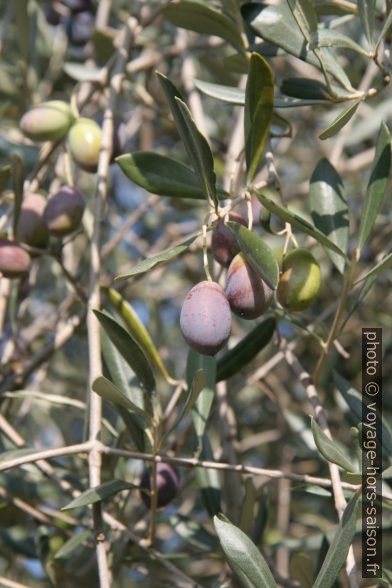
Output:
[
  {"xmin": 312, "ymin": 251, "xmax": 358, "ymax": 385},
  {"xmin": 63, "ymin": 146, "xmax": 74, "ymax": 187},
  {"xmin": 202, "ymin": 222, "xmax": 213, "ymax": 281}
]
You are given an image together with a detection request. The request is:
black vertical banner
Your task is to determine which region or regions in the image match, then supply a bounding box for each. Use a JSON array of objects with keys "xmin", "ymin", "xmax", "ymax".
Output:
[{"xmin": 361, "ymin": 328, "xmax": 382, "ymax": 579}]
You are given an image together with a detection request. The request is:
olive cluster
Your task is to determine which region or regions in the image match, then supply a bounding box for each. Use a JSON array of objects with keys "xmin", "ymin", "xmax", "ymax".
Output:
[
  {"xmin": 180, "ymin": 212, "xmax": 321, "ymax": 356},
  {"xmin": 0, "ymin": 97, "xmax": 105, "ymax": 279}
]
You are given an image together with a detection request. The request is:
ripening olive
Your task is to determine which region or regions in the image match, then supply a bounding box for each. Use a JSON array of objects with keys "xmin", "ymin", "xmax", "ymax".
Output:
[
  {"xmin": 68, "ymin": 118, "xmax": 101, "ymax": 172},
  {"xmin": 211, "ymin": 212, "xmax": 247, "ymax": 267},
  {"xmin": 66, "ymin": 10, "xmax": 95, "ymax": 46},
  {"xmin": 225, "ymin": 253, "xmax": 274, "ymax": 319},
  {"xmin": 17, "ymin": 194, "xmax": 49, "ymax": 250},
  {"xmin": 20, "ymin": 101, "xmax": 74, "ymax": 143},
  {"xmin": 43, "ymin": 186, "xmax": 85, "ymax": 236},
  {"xmin": 140, "ymin": 462, "xmax": 179, "ymax": 508},
  {"xmin": 277, "ymin": 248, "xmax": 321, "ymax": 311},
  {"xmin": 0, "ymin": 238, "xmax": 31, "ymax": 278},
  {"xmin": 180, "ymin": 280, "xmax": 231, "ymax": 356}
]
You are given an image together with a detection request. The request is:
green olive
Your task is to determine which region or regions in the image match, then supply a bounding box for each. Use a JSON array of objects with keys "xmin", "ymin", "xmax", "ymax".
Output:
[
  {"xmin": 20, "ymin": 101, "xmax": 74, "ymax": 143},
  {"xmin": 277, "ymin": 248, "xmax": 321, "ymax": 311},
  {"xmin": 67, "ymin": 118, "xmax": 101, "ymax": 172}
]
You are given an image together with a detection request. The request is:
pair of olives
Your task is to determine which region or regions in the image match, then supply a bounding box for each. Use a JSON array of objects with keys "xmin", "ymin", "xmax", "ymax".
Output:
[
  {"xmin": 180, "ymin": 213, "xmax": 321, "ymax": 356},
  {"xmin": 0, "ymin": 186, "xmax": 85, "ymax": 279},
  {"xmin": 20, "ymin": 101, "xmax": 101, "ymax": 172}
]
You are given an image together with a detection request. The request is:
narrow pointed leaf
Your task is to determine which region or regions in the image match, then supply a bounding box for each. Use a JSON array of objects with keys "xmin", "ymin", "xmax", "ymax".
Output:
[
  {"xmin": 358, "ymin": 122, "xmax": 391, "ymax": 249},
  {"xmin": 245, "ymin": 53, "xmax": 274, "ymax": 181},
  {"xmin": 106, "ymin": 288, "xmax": 174, "ymax": 383},
  {"xmin": 357, "ymin": 0, "xmax": 376, "ymax": 45},
  {"xmin": 92, "ymin": 376, "xmax": 150, "ymax": 420},
  {"xmin": 376, "ymin": 10, "xmax": 392, "ymax": 49},
  {"xmin": 311, "ymin": 417, "xmax": 356, "ymax": 472},
  {"xmin": 354, "ymin": 251, "xmax": 392, "ymax": 284},
  {"xmin": 170, "ymin": 513, "xmax": 219, "ymax": 551},
  {"xmin": 54, "ymin": 530, "xmax": 91, "ymax": 560},
  {"xmin": 0, "ymin": 164, "xmax": 11, "ymax": 193},
  {"xmin": 214, "ymin": 514, "xmax": 277, "ymax": 587},
  {"xmin": 116, "ymin": 151, "xmax": 228, "ymax": 200},
  {"xmin": 94, "ymin": 309, "xmax": 155, "ymax": 395},
  {"xmin": 241, "ymin": 2, "xmax": 353, "ymax": 91},
  {"xmin": 164, "ymin": 0, "xmax": 244, "ymax": 52},
  {"xmin": 61, "ymin": 480, "xmax": 136, "ymax": 510},
  {"xmin": 309, "ymin": 29, "xmax": 370, "ymax": 56},
  {"xmin": 101, "ymin": 331, "xmax": 146, "ymax": 451},
  {"xmin": 254, "ymin": 188, "xmax": 347, "ymax": 257},
  {"xmin": 115, "ymin": 233, "xmax": 199, "ymax": 281},
  {"xmin": 158, "ymin": 73, "xmax": 217, "ymax": 210},
  {"xmin": 310, "ymin": 158, "xmax": 349, "ymax": 273},
  {"xmin": 164, "ymin": 369, "xmax": 207, "ymax": 440},
  {"xmin": 287, "ymin": 0, "xmax": 318, "ymax": 40},
  {"xmin": 187, "ymin": 351, "xmax": 216, "ymax": 442},
  {"xmin": 195, "ymin": 79, "xmax": 245, "ymax": 105},
  {"xmin": 196, "ymin": 434, "xmax": 221, "ymax": 515},
  {"xmin": 319, "ymin": 99, "xmax": 362, "ymax": 140},
  {"xmin": 227, "ymin": 221, "xmax": 279, "ymax": 289},
  {"xmin": 313, "ymin": 493, "xmax": 360, "ymax": 588},
  {"xmin": 217, "ymin": 318, "xmax": 276, "ymax": 382}
]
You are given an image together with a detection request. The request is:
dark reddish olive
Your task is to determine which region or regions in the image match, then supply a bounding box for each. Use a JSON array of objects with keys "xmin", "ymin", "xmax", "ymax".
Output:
[
  {"xmin": 211, "ymin": 211, "xmax": 247, "ymax": 267},
  {"xmin": 140, "ymin": 462, "xmax": 179, "ymax": 508},
  {"xmin": 225, "ymin": 253, "xmax": 273, "ymax": 319},
  {"xmin": 17, "ymin": 193, "xmax": 49, "ymax": 250},
  {"xmin": 43, "ymin": 185, "xmax": 85, "ymax": 237},
  {"xmin": 180, "ymin": 280, "xmax": 231, "ymax": 356},
  {"xmin": 0, "ymin": 238, "xmax": 31, "ymax": 279}
]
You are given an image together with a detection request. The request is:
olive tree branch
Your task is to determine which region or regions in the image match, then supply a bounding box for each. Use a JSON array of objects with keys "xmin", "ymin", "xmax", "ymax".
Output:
[
  {"xmin": 283, "ymin": 345, "xmax": 359, "ymax": 588},
  {"xmin": 86, "ymin": 17, "xmax": 138, "ymax": 588}
]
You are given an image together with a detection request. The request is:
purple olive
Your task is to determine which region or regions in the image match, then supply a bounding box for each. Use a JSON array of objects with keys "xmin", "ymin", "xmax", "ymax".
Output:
[
  {"xmin": 180, "ymin": 280, "xmax": 232, "ymax": 356},
  {"xmin": 17, "ymin": 193, "xmax": 49, "ymax": 250},
  {"xmin": 211, "ymin": 212, "xmax": 247, "ymax": 267},
  {"xmin": 66, "ymin": 10, "xmax": 94, "ymax": 46},
  {"xmin": 43, "ymin": 185, "xmax": 85, "ymax": 237},
  {"xmin": 0, "ymin": 238, "xmax": 31, "ymax": 279},
  {"xmin": 225, "ymin": 253, "xmax": 273, "ymax": 319},
  {"xmin": 140, "ymin": 462, "xmax": 179, "ymax": 508}
]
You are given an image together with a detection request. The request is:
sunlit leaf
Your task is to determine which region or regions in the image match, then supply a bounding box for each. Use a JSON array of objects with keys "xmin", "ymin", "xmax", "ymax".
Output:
[{"xmin": 214, "ymin": 514, "xmax": 277, "ymax": 587}]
